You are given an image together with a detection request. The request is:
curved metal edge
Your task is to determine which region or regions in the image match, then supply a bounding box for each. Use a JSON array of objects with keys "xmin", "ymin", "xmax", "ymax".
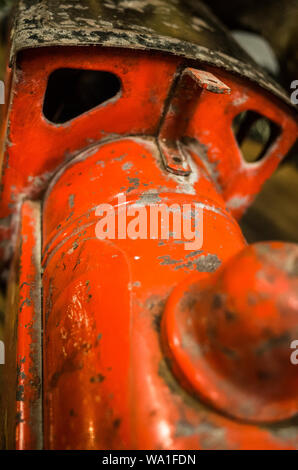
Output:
[{"xmin": 9, "ymin": 0, "xmax": 298, "ymax": 112}]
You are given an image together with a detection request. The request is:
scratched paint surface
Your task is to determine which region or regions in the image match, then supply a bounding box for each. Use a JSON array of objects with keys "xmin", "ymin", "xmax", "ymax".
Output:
[
  {"xmin": 0, "ymin": 17, "xmax": 296, "ymax": 448},
  {"xmin": 0, "ymin": 47, "xmax": 296, "ymax": 269},
  {"xmin": 2, "ymin": 201, "xmax": 42, "ymax": 449},
  {"xmin": 163, "ymin": 242, "xmax": 298, "ymax": 425},
  {"xmin": 40, "ymin": 137, "xmax": 297, "ymax": 449},
  {"xmin": 12, "ymin": 0, "xmax": 291, "ymax": 104}
]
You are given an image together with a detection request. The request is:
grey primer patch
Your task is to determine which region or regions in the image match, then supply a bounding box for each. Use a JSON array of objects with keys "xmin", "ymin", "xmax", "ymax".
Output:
[
  {"xmin": 127, "ymin": 177, "xmax": 140, "ymax": 193},
  {"xmin": 113, "ymin": 153, "xmax": 127, "ymax": 162},
  {"xmin": 122, "ymin": 162, "xmax": 133, "ymax": 171},
  {"xmin": 185, "ymin": 250, "xmax": 203, "ymax": 258},
  {"xmin": 175, "ymin": 419, "xmax": 227, "ymax": 449},
  {"xmin": 194, "ymin": 254, "xmax": 221, "ymax": 272},
  {"xmin": 158, "ymin": 255, "xmax": 183, "ymax": 266},
  {"xmin": 226, "ymin": 195, "xmax": 249, "ymax": 210},
  {"xmin": 68, "ymin": 194, "xmax": 75, "ymax": 209},
  {"xmin": 158, "ymin": 253, "xmax": 221, "ymax": 273},
  {"xmin": 182, "ymin": 137, "xmax": 221, "ymax": 190},
  {"xmin": 136, "ymin": 192, "xmax": 162, "ymax": 204}
]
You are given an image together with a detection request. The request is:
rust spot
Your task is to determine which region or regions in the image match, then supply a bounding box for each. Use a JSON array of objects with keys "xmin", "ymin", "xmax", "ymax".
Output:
[
  {"xmin": 16, "ymin": 385, "xmax": 25, "ymax": 402},
  {"xmin": 113, "ymin": 418, "xmax": 121, "ymax": 429},
  {"xmin": 90, "ymin": 374, "xmax": 105, "ymax": 383},
  {"xmin": 49, "ymin": 356, "xmax": 84, "ymax": 388}
]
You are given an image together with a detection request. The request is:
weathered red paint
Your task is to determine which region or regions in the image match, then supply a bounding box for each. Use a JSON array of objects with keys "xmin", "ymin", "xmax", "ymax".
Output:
[
  {"xmin": 42, "ymin": 136, "xmax": 246, "ymax": 449},
  {"xmin": 158, "ymin": 68, "xmax": 231, "ymax": 176},
  {"xmin": 0, "ymin": 45, "xmax": 297, "ymax": 450},
  {"xmin": 0, "ymin": 48, "xmax": 181, "ymax": 224},
  {"xmin": 163, "ymin": 242, "xmax": 298, "ymax": 424},
  {"xmin": 3, "ymin": 201, "xmax": 42, "ymax": 449},
  {"xmin": 0, "ymin": 48, "xmax": 296, "ymax": 243}
]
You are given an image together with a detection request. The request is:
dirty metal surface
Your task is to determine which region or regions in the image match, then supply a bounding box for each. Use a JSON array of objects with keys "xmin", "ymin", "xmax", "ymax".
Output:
[
  {"xmin": 0, "ymin": 3, "xmax": 297, "ymax": 449},
  {"xmin": 11, "ymin": 0, "xmax": 295, "ymax": 107},
  {"xmin": 0, "ymin": 48, "xmax": 181, "ymax": 260},
  {"xmin": 0, "ymin": 47, "xmax": 296, "ymax": 268},
  {"xmin": 178, "ymin": 65, "xmax": 297, "ymax": 220},
  {"xmin": 2, "ymin": 201, "xmax": 42, "ymax": 449},
  {"xmin": 158, "ymin": 67, "xmax": 231, "ymax": 176},
  {"xmin": 39, "ymin": 136, "xmax": 298, "ymax": 449},
  {"xmin": 163, "ymin": 241, "xmax": 298, "ymax": 424},
  {"xmin": 41, "ymin": 135, "xmax": 243, "ymax": 449}
]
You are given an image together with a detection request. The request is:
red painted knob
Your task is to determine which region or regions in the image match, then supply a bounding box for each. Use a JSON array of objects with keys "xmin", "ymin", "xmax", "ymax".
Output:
[{"xmin": 163, "ymin": 242, "xmax": 298, "ymax": 422}]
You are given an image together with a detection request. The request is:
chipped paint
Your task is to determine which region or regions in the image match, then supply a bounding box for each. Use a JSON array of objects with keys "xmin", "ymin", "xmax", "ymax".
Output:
[
  {"xmin": 226, "ymin": 195, "xmax": 250, "ymax": 210},
  {"xmin": 10, "ymin": 0, "xmax": 295, "ymax": 106},
  {"xmin": 158, "ymin": 252, "xmax": 221, "ymax": 273}
]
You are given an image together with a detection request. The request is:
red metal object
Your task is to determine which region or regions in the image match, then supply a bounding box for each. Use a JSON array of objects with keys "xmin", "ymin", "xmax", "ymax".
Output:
[
  {"xmin": 0, "ymin": 50, "xmax": 296, "ymax": 236},
  {"xmin": 158, "ymin": 68, "xmax": 231, "ymax": 176},
  {"xmin": 41, "ymin": 136, "xmax": 246, "ymax": 449},
  {"xmin": 0, "ymin": 48, "xmax": 181, "ymax": 224},
  {"xmin": 0, "ymin": 43, "xmax": 297, "ymax": 451},
  {"xmin": 163, "ymin": 242, "xmax": 298, "ymax": 424},
  {"xmin": 2, "ymin": 201, "xmax": 42, "ymax": 449}
]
